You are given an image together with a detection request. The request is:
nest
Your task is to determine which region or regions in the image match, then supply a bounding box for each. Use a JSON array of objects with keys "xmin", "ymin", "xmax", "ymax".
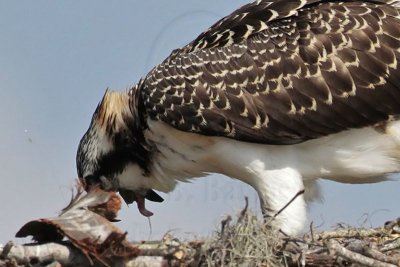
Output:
[{"xmin": 1, "ymin": 189, "xmax": 400, "ymax": 267}]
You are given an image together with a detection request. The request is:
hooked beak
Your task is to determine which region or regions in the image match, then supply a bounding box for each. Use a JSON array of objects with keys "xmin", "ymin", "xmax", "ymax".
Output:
[
  {"xmin": 80, "ymin": 175, "xmax": 164, "ymax": 217},
  {"xmin": 80, "ymin": 175, "xmax": 98, "ymax": 191}
]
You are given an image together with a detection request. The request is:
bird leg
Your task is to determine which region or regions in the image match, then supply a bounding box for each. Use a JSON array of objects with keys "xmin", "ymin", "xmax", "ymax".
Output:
[{"xmin": 256, "ymin": 167, "xmax": 307, "ymax": 236}]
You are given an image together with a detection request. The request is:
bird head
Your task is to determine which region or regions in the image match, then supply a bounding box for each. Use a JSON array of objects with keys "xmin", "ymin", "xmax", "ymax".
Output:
[
  {"xmin": 76, "ymin": 89, "xmax": 163, "ymax": 217},
  {"xmin": 77, "ymin": 90, "xmax": 133, "ymax": 188}
]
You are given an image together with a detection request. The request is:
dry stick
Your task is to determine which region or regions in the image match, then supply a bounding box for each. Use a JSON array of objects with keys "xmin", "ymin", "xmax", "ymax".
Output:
[
  {"xmin": 220, "ymin": 215, "xmax": 232, "ymax": 237},
  {"xmin": 240, "ymin": 196, "xmax": 249, "ymax": 217},
  {"xmin": 0, "ymin": 242, "xmax": 89, "ymax": 266},
  {"xmin": 0, "ymin": 241, "xmax": 14, "ymax": 259},
  {"xmin": 381, "ymin": 238, "xmax": 400, "ymax": 252},
  {"xmin": 237, "ymin": 196, "xmax": 249, "ymax": 224},
  {"xmin": 272, "ymin": 189, "xmax": 305, "ymax": 219},
  {"xmin": 328, "ymin": 240, "xmax": 398, "ymax": 267},
  {"xmin": 0, "ymin": 241, "xmax": 169, "ymax": 267},
  {"xmin": 363, "ymin": 246, "xmax": 400, "ymax": 266},
  {"xmin": 315, "ymin": 227, "xmax": 383, "ymax": 240},
  {"xmin": 346, "ymin": 241, "xmax": 400, "ymax": 266},
  {"xmin": 309, "ymin": 221, "xmax": 315, "ymax": 243}
]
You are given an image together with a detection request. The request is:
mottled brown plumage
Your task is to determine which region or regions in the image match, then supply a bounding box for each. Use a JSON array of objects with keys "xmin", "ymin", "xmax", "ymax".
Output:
[{"xmin": 138, "ymin": 0, "xmax": 400, "ymax": 145}]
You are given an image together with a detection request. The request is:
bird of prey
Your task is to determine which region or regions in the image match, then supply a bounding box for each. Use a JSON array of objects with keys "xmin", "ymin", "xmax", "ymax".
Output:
[{"xmin": 77, "ymin": 0, "xmax": 400, "ymax": 235}]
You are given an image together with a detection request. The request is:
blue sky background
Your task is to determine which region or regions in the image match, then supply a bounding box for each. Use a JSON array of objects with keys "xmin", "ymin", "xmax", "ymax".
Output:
[{"xmin": 0, "ymin": 0, "xmax": 399, "ymax": 243}]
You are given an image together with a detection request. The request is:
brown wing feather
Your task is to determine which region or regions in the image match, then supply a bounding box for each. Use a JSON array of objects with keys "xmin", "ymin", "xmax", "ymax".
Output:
[{"xmin": 139, "ymin": 0, "xmax": 400, "ymax": 145}]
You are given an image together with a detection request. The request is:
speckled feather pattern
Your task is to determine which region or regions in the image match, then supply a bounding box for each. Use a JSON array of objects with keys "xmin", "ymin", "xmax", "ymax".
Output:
[{"xmin": 135, "ymin": 0, "xmax": 400, "ymax": 145}]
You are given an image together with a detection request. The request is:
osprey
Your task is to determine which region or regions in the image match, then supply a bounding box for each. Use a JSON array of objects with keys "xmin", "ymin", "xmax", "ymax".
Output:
[{"xmin": 77, "ymin": 0, "xmax": 400, "ymax": 235}]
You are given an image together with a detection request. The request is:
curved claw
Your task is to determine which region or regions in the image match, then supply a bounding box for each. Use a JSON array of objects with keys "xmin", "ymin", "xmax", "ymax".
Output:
[
  {"xmin": 136, "ymin": 195, "xmax": 154, "ymax": 217},
  {"xmin": 145, "ymin": 190, "xmax": 164, "ymax": 203},
  {"xmin": 119, "ymin": 189, "xmax": 163, "ymax": 217},
  {"xmin": 119, "ymin": 189, "xmax": 136, "ymax": 205}
]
